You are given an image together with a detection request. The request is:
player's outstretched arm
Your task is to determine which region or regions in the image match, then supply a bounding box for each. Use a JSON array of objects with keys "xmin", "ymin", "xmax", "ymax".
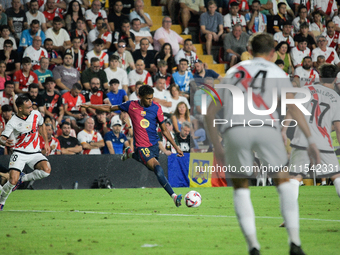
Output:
[
  {"xmin": 286, "ymin": 93, "xmax": 321, "ymax": 165},
  {"xmin": 160, "ymin": 122, "xmax": 184, "ymax": 157},
  {"xmin": 81, "ymin": 104, "xmax": 119, "ymax": 112}
]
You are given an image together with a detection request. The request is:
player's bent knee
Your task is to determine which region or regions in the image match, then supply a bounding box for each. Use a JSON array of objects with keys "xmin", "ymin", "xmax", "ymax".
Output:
[{"xmin": 37, "ymin": 161, "xmax": 51, "ymax": 174}]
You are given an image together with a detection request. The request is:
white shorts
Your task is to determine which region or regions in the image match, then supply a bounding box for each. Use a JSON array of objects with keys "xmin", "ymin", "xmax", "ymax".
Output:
[
  {"xmin": 9, "ymin": 151, "xmax": 48, "ymax": 172},
  {"xmin": 223, "ymin": 127, "xmax": 288, "ymax": 177},
  {"xmin": 289, "ymin": 148, "xmax": 340, "ymax": 177}
]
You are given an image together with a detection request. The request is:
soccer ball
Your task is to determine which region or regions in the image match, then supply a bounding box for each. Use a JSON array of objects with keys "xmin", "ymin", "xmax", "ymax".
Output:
[{"xmin": 185, "ymin": 191, "xmax": 202, "ymax": 207}]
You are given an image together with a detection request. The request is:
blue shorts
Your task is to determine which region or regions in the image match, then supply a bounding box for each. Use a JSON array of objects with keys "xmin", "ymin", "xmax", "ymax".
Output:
[{"xmin": 133, "ymin": 144, "xmax": 159, "ymax": 165}]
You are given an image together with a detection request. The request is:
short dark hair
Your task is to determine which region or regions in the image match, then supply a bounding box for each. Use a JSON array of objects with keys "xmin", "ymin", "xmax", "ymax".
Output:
[
  {"xmin": 29, "ymin": 83, "xmax": 39, "ymax": 91},
  {"xmin": 91, "ymin": 57, "xmax": 100, "ymax": 63},
  {"xmin": 278, "ymin": 2, "xmax": 286, "ymax": 9},
  {"xmin": 319, "ymin": 64, "xmax": 338, "ymax": 84},
  {"xmin": 131, "ymin": 18, "xmax": 140, "ymax": 25},
  {"xmin": 252, "ymin": 0, "xmax": 261, "ymax": 4},
  {"xmin": 93, "ymin": 38, "xmax": 104, "ymax": 45},
  {"xmin": 230, "ymin": 2, "xmax": 239, "ymax": 7},
  {"xmin": 300, "ymin": 22, "xmax": 309, "ymax": 29},
  {"xmin": 109, "ymin": 78, "xmax": 120, "ymax": 85},
  {"xmin": 250, "ymin": 33, "xmax": 274, "ymax": 55},
  {"xmin": 95, "ymin": 16, "xmax": 104, "ymax": 23},
  {"xmin": 3, "ymin": 39, "xmax": 13, "ymax": 46},
  {"xmin": 1, "ymin": 25, "xmax": 9, "ymax": 32},
  {"xmin": 184, "ymin": 38, "xmax": 192, "ymax": 44},
  {"xmin": 45, "ymin": 77, "xmax": 55, "ymax": 84},
  {"xmin": 22, "ymin": 57, "xmax": 31, "ymax": 64},
  {"xmin": 44, "ymin": 38, "xmax": 53, "ymax": 45},
  {"xmin": 139, "ymin": 85, "xmax": 154, "ymax": 97},
  {"xmin": 179, "ymin": 58, "xmax": 189, "ymax": 64},
  {"xmin": 121, "ymin": 19, "xmax": 130, "ymax": 25},
  {"xmin": 31, "ymin": 19, "xmax": 40, "ymax": 26},
  {"xmin": 1, "ymin": 104, "xmax": 12, "ymax": 112},
  {"xmin": 298, "ymin": 4, "xmax": 307, "ymax": 13},
  {"xmin": 4, "ymin": 81, "xmax": 14, "ymax": 88},
  {"xmin": 60, "ymin": 121, "xmax": 71, "ymax": 128},
  {"xmin": 63, "ymin": 53, "xmax": 73, "ymax": 59},
  {"xmin": 275, "ymin": 59, "xmax": 284, "ymax": 66},
  {"xmin": 72, "ymin": 83, "xmax": 82, "ymax": 90},
  {"xmin": 297, "ymin": 37, "xmax": 308, "ymax": 44},
  {"xmin": 53, "ymin": 16, "xmax": 63, "ymax": 23},
  {"xmin": 109, "ymin": 54, "xmax": 120, "ymax": 62},
  {"xmin": 16, "ymin": 95, "xmax": 30, "ymax": 108},
  {"xmin": 302, "ymin": 56, "xmax": 312, "ymax": 62}
]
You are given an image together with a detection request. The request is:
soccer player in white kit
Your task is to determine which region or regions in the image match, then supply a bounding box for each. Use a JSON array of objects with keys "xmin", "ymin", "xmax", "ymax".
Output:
[
  {"xmin": 283, "ymin": 63, "xmax": 340, "ymax": 212},
  {"xmin": 0, "ymin": 96, "xmax": 51, "ymax": 211},
  {"xmin": 206, "ymin": 33, "xmax": 320, "ymax": 255}
]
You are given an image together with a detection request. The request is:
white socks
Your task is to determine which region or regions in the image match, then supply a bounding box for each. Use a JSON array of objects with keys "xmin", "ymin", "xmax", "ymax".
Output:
[
  {"xmin": 289, "ymin": 179, "xmax": 300, "ymax": 201},
  {"xmin": 277, "ymin": 181, "xmax": 301, "ymax": 246},
  {"xmin": 0, "ymin": 181, "xmax": 15, "ymax": 204},
  {"xmin": 22, "ymin": 170, "xmax": 50, "ymax": 182},
  {"xmin": 333, "ymin": 177, "xmax": 340, "ymax": 198},
  {"xmin": 233, "ymin": 188, "xmax": 260, "ymax": 251}
]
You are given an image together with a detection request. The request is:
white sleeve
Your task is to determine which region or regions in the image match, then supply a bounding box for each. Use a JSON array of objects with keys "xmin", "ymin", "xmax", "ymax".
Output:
[
  {"xmin": 273, "ymin": 33, "xmax": 279, "ymax": 42},
  {"xmin": 147, "ymin": 76, "xmax": 152, "ymax": 86},
  {"xmin": 224, "ymin": 15, "xmax": 231, "ymax": 28},
  {"xmin": 88, "ymin": 30, "xmax": 96, "ymax": 43},
  {"xmin": 122, "ymin": 71, "xmax": 128, "ymax": 85},
  {"xmin": 77, "ymin": 132, "xmax": 87, "ymax": 144},
  {"xmin": 97, "ymin": 132, "xmax": 103, "ymax": 141},
  {"xmin": 1, "ymin": 121, "xmax": 14, "ymax": 138},
  {"xmin": 290, "ymin": 51, "xmax": 297, "ymax": 67},
  {"xmin": 104, "ymin": 54, "xmax": 109, "ymax": 64},
  {"xmin": 64, "ymin": 30, "xmax": 71, "ymax": 41},
  {"xmin": 333, "ymin": 49, "xmax": 340, "ymax": 64},
  {"xmin": 101, "ymin": 10, "xmax": 107, "ymax": 19},
  {"xmin": 37, "ymin": 111, "xmax": 44, "ymax": 126},
  {"xmin": 241, "ymin": 15, "xmax": 246, "ymax": 26},
  {"xmin": 311, "ymin": 49, "xmax": 318, "ymax": 62},
  {"xmin": 106, "ymin": 33, "xmax": 112, "ymax": 43}
]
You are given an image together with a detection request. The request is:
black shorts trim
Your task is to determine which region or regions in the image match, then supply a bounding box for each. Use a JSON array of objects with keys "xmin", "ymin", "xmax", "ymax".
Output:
[
  {"xmin": 290, "ymin": 144, "xmax": 335, "ymax": 154},
  {"xmin": 9, "ymin": 168, "xmax": 23, "ymax": 172},
  {"xmin": 1, "ymin": 134, "xmax": 8, "ymax": 139},
  {"xmin": 13, "ymin": 150, "xmax": 42, "ymax": 154},
  {"xmin": 34, "ymin": 159, "xmax": 48, "ymax": 169}
]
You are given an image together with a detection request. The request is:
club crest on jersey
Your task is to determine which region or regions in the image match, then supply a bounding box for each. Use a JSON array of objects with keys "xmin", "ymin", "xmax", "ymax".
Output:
[
  {"xmin": 141, "ymin": 111, "xmax": 146, "ymax": 116},
  {"xmin": 140, "ymin": 118, "xmax": 150, "ymax": 128},
  {"xmin": 120, "ymin": 138, "xmax": 124, "ymax": 143}
]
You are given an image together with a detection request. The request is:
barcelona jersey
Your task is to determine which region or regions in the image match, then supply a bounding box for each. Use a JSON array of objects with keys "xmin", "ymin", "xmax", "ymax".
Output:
[{"xmin": 119, "ymin": 100, "xmax": 165, "ymax": 147}]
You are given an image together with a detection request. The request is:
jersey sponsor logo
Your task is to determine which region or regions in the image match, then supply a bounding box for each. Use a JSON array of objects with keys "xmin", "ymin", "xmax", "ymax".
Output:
[{"xmin": 140, "ymin": 118, "xmax": 150, "ymax": 128}]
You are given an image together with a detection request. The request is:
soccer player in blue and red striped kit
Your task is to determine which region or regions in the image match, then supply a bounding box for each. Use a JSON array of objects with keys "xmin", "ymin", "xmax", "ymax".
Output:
[{"xmin": 82, "ymin": 85, "xmax": 184, "ymax": 207}]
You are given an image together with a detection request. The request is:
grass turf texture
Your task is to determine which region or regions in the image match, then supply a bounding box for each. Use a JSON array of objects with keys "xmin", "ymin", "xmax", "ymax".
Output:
[{"xmin": 0, "ymin": 186, "xmax": 338, "ymax": 255}]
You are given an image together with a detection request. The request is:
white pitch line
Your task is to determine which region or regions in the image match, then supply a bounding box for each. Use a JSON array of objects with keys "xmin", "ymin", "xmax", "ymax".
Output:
[{"xmin": 6, "ymin": 210, "xmax": 340, "ymax": 223}]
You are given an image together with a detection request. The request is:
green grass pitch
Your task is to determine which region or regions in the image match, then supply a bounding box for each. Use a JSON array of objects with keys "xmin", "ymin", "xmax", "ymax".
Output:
[{"xmin": 0, "ymin": 186, "xmax": 339, "ymax": 255}]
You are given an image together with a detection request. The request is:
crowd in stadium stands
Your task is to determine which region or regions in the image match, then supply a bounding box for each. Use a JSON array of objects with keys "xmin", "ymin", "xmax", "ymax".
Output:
[{"xmin": 0, "ymin": 0, "xmax": 340, "ymax": 157}]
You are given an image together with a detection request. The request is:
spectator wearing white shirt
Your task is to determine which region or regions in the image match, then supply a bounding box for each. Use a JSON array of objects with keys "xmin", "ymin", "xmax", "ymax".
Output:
[
  {"xmin": 224, "ymin": 2, "xmax": 246, "ymax": 33},
  {"xmin": 273, "ymin": 22, "xmax": 295, "ymax": 48},
  {"xmin": 85, "ymin": 38, "xmax": 109, "ymax": 69},
  {"xmin": 26, "ymin": 0, "xmax": 47, "ymax": 32},
  {"xmin": 0, "ymin": 25, "xmax": 17, "ymax": 50},
  {"xmin": 152, "ymin": 76, "xmax": 172, "ymax": 115},
  {"xmin": 77, "ymin": 116, "xmax": 104, "ymax": 155},
  {"xmin": 129, "ymin": 0, "xmax": 153, "ymax": 32},
  {"xmin": 128, "ymin": 80, "xmax": 143, "ymax": 101},
  {"xmin": 45, "ymin": 16, "xmax": 71, "ymax": 54},
  {"xmin": 175, "ymin": 38, "xmax": 198, "ymax": 72},
  {"xmin": 85, "ymin": 0, "xmax": 109, "ymax": 31},
  {"xmin": 128, "ymin": 59, "xmax": 152, "ymax": 93},
  {"xmin": 104, "ymin": 55, "xmax": 128, "ymax": 93},
  {"xmin": 87, "ymin": 17, "xmax": 112, "ymax": 52},
  {"xmin": 130, "ymin": 18, "xmax": 153, "ymax": 50},
  {"xmin": 290, "ymin": 38, "xmax": 311, "ymax": 68},
  {"xmin": 168, "ymin": 84, "xmax": 190, "ymax": 114},
  {"xmin": 23, "ymin": 35, "xmax": 48, "ymax": 72}
]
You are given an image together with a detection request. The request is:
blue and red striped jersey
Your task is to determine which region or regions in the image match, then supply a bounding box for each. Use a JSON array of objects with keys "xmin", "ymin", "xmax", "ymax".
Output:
[{"xmin": 119, "ymin": 100, "xmax": 165, "ymax": 147}]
